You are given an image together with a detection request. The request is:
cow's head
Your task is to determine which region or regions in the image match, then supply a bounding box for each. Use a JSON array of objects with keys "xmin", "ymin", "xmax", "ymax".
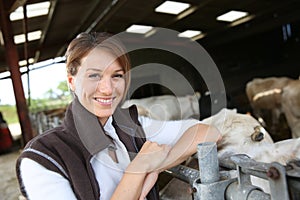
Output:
[{"xmin": 202, "ymin": 108, "xmax": 274, "ymax": 157}]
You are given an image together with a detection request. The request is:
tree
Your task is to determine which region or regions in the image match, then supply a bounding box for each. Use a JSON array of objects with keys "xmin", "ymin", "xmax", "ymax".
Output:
[{"xmin": 57, "ymin": 81, "xmax": 69, "ymax": 96}]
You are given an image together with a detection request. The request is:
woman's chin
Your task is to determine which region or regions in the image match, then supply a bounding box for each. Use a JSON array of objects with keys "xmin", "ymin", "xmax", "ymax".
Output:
[{"xmin": 95, "ymin": 109, "xmax": 114, "ymax": 118}]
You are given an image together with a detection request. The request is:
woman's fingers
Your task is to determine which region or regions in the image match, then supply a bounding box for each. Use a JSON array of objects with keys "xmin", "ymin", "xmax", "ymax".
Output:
[{"xmin": 128, "ymin": 141, "xmax": 171, "ymax": 173}]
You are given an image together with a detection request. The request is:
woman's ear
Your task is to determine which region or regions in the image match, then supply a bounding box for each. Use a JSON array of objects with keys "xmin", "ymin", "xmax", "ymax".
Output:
[{"xmin": 67, "ymin": 75, "xmax": 75, "ymax": 91}]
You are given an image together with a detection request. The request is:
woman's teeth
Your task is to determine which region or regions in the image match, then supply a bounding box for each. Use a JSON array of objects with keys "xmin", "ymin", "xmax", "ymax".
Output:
[{"xmin": 95, "ymin": 98, "xmax": 113, "ymax": 104}]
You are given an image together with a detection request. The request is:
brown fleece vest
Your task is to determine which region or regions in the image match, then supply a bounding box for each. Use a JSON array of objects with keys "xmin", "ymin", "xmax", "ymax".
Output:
[{"xmin": 16, "ymin": 98, "xmax": 159, "ymax": 200}]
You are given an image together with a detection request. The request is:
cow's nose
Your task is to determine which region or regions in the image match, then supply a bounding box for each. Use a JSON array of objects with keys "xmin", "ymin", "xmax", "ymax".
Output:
[{"xmin": 251, "ymin": 132, "xmax": 264, "ymax": 142}]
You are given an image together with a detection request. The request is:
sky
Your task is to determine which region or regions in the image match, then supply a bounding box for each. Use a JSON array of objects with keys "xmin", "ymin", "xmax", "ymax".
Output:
[{"xmin": 0, "ymin": 62, "xmax": 67, "ymax": 105}]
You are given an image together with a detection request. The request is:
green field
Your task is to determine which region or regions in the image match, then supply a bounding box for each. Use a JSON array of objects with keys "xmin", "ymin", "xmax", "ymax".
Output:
[
  {"xmin": 0, "ymin": 96, "xmax": 71, "ymax": 125},
  {"xmin": 0, "ymin": 105, "xmax": 18, "ymax": 124},
  {"xmin": 1, "ymin": 81, "xmax": 71, "ymax": 125}
]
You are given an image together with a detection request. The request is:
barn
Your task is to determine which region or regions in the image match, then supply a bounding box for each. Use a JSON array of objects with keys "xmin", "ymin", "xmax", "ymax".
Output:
[{"xmin": 0, "ymin": 0, "xmax": 300, "ymax": 199}]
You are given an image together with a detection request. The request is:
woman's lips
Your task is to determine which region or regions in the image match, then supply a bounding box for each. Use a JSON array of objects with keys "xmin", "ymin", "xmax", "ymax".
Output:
[{"xmin": 94, "ymin": 97, "xmax": 114, "ymax": 105}]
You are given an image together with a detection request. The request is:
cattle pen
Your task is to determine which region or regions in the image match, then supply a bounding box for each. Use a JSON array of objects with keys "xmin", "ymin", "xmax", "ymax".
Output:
[
  {"xmin": 1, "ymin": 140, "xmax": 299, "ymax": 200},
  {"xmin": 163, "ymin": 142, "xmax": 300, "ymax": 200}
]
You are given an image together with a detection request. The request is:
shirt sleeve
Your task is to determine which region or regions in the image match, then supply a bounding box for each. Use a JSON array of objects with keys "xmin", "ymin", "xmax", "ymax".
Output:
[
  {"xmin": 138, "ymin": 116, "xmax": 201, "ymax": 146},
  {"xmin": 20, "ymin": 158, "xmax": 77, "ymax": 200}
]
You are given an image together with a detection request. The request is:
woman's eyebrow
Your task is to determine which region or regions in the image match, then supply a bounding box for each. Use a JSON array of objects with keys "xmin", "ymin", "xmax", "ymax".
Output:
[
  {"xmin": 115, "ymin": 69, "xmax": 125, "ymax": 73},
  {"xmin": 86, "ymin": 68, "xmax": 102, "ymax": 72},
  {"xmin": 85, "ymin": 68, "xmax": 124, "ymax": 73}
]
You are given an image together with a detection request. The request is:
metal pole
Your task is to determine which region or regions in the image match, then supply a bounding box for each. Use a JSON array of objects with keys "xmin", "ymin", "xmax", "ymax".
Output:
[
  {"xmin": 22, "ymin": 4, "xmax": 31, "ymax": 106},
  {"xmin": 198, "ymin": 142, "xmax": 220, "ymax": 183},
  {"xmin": 193, "ymin": 142, "xmax": 232, "ymax": 200}
]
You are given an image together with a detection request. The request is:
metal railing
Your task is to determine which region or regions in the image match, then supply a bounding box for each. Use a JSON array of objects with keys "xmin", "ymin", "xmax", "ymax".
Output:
[{"xmin": 166, "ymin": 142, "xmax": 300, "ymax": 200}]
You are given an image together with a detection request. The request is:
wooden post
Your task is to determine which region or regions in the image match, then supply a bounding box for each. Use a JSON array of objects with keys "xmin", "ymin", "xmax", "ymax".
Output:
[{"xmin": 0, "ymin": 1, "xmax": 34, "ymax": 145}]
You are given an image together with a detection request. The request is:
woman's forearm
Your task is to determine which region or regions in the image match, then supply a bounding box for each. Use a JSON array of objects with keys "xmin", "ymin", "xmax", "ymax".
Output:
[
  {"xmin": 112, "ymin": 141, "xmax": 171, "ymax": 199},
  {"xmin": 111, "ymin": 171, "xmax": 146, "ymax": 200},
  {"xmin": 136, "ymin": 124, "xmax": 222, "ymax": 199},
  {"xmin": 158, "ymin": 123, "xmax": 221, "ymax": 171}
]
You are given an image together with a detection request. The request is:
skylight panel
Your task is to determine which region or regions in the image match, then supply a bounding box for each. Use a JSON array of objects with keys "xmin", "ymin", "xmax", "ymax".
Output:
[
  {"xmin": 14, "ymin": 30, "xmax": 42, "ymax": 44},
  {"xmin": 178, "ymin": 30, "xmax": 202, "ymax": 38},
  {"xmin": 216, "ymin": 10, "xmax": 248, "ymax": 22},
  {"xmin": 155, "ymin": 1, "xmax": 191, "ymax": 15},
  {"xmin": 10, "ymin": 1, "xmax": 50, "ymax": 21},
  {"xmin": 19, "ymin": 58, "xmax": 35, "ymax": 66},
  {"xmin": 126, "ymin": 25, "xmax": 153, "ymax": 34}
]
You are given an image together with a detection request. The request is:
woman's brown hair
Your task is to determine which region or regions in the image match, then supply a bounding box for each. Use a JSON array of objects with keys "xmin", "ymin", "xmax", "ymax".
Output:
[{"xmin": 65, "ymin": 32, "xmax": 131, "ymax": 96}]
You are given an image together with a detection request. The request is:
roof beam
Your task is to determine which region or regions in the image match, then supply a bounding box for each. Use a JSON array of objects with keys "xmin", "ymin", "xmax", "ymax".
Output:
[
  {"xmin": 8, "ymin": 0, "xmax": 28, "ymax": 13},
  {"xmin": 35, "ymin": 0, "xmax": 58, "ymax": 62},
  {"xmin": 55, "ymin": 0, "xmax": 104, "ymax": 57},
  {"xmin": 202, "ymin": 2, "xmax": 300, "ymax": 47},
  {"xmin": 91, "ymin": 0, "xmax": 129, "ymax": 31}
]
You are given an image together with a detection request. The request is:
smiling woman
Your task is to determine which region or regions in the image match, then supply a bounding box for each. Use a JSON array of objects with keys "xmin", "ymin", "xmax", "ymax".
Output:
[{"xmin": 15, "ymin": 32, "xmax": 221, "ymax": 200}]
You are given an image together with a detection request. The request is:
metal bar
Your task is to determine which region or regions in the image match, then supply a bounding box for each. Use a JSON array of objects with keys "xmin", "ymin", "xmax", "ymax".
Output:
[
  {"xmin": 268, "ymin": 162, "xmax": 290, "ymax": 200},
  {"xmin": 166, "ymin": 165, "xmax": 199, "ymax": 185},
  {"xmin": 225, "ymin": 181, "xmax": 271, "ymax": 200},
  {"xmin": 165, "ymin": 144, "xmax": 299, "ymax": 199},
  {"xmin": 22, "ymin": 4, "xmax": 31, "ymax": 106}
]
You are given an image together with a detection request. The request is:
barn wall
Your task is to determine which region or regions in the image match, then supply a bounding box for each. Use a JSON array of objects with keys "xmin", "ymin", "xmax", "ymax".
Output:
[
  {"xmin": 204, "ymin": 20, "xmax": 300, "ymax": 112},
  {"xmin": 124, "ymin": 20, "xmax": 300, "ymax": 114},
  {"xmin": 128, "ymin": 49, "xmax": 206, "ymax": 98}
]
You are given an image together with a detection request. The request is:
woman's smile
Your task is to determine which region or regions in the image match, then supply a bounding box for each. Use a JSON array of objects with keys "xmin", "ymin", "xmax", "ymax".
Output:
[{"xmin": 94, "ymin": 97, "xmax": 115, "ymax": 106}]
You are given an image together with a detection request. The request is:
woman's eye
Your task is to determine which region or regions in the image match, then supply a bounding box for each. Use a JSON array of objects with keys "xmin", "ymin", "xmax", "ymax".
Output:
[
  {"xmin": 88, "ymin": 73, "xmax": 101, "ymax": 79},
  {"xmin": 113, "ymin": 74, "xmax": 124, "ymax": 78}
]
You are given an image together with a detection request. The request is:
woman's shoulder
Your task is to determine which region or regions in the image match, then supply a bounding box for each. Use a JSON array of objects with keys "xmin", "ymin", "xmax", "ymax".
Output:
[
  {"xmin": 24, "ymin": 125, "xmax": 69, "ymax": 150},
  {"xmin": 17, "ymin": 125, "xmax": 83, "ymax": 177}
]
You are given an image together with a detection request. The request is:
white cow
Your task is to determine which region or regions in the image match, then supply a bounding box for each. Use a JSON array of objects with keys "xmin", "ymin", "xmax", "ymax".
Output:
[
  {"xmin": 159, "ymin": 108, "xmax": 300, "ymax": 198},
  {"xmin": 122, "ymin": 93, "xmax": 200, "ymax": 121},
  {"xmin": 246, "ymin": 77, "xmax": 293, "ymax": 141},
  {"xmin": 202, "ymin": 108, "xmax": 300, "ymax": 193},
  {"xmin": 246, "ymin": 76, "xmax": 300, "ymax": 139},
  {"xmin": 281, "ymin": 79, "xmax": 300, "ymax": 138},
  {"xmin": 202, "ymin": 108, "xmax": 274, "ymax": 158}
]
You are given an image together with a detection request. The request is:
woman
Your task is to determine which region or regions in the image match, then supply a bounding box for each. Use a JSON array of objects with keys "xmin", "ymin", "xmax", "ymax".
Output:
[{"xmin": 16, "ymin": 32, "xmax": 221, "ymax": 200}]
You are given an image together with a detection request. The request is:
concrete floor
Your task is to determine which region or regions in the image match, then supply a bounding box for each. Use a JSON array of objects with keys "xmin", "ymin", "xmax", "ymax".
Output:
[
  {"xmin": 0, "ymin": 150, "xmax": 22, "ymax": 200},
  {"xmin": 0, "ymin": 122, "xmax": 24, "ymax": 200}
]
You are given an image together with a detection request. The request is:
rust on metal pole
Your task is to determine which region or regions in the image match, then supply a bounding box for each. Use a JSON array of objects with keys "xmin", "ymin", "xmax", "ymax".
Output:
[{"xmin": 0, "ymin": 0, "xmax": 34, "ymax": 145}]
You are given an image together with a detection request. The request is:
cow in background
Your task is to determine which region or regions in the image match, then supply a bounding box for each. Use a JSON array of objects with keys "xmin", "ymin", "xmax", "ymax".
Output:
[
  {"xmin": 281, "ymin": 79, "xmax": 300, "ymax": 138},
  {"xmin": 122, "ymin": 92, "xmax": 201, "ymax": 120},
  {"xmin": 246, "ymin": 76, "xmax": 300, "ymax": 140},
  {"xmin": 246, "ymin": 77, "xmax": 293, "ymax": 141}
]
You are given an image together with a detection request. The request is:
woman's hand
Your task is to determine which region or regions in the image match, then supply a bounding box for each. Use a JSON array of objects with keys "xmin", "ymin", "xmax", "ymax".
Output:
[{"xmin": 126, "ymin": 141, "xmax": 171, "ymax": 173}]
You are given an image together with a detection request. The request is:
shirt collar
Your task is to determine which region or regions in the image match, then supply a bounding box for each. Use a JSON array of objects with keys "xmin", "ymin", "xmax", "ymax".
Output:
[
  {"xmin": 103, "ymin": 116, "xmax": 114, "ymax": 133},
  {"xmin": 65, "ymin": 96, "xmax": 140, "ymax": 156}
]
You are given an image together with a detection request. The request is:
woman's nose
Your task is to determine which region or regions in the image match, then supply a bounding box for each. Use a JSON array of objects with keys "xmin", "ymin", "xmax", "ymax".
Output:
[{"xmin": 98, "ymin": 77, "xmax": 113, "ymax": 95}]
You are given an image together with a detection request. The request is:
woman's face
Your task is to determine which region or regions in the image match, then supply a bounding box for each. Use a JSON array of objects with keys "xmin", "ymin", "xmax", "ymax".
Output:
[{"xmin": 68, "ymin": 48, "xmax": 126, "ymax": 125}]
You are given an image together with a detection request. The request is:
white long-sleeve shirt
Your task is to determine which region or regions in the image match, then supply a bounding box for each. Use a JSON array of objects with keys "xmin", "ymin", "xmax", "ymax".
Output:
[{"xmin": 20, "ymin": 116, "xmax": 200, "ymax": 200}]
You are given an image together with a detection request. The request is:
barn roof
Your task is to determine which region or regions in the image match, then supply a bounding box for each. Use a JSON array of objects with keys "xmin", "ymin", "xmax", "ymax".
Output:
[{"xmin": 1, "ymin": 0, "xmax": 300, "ymax": 74}]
